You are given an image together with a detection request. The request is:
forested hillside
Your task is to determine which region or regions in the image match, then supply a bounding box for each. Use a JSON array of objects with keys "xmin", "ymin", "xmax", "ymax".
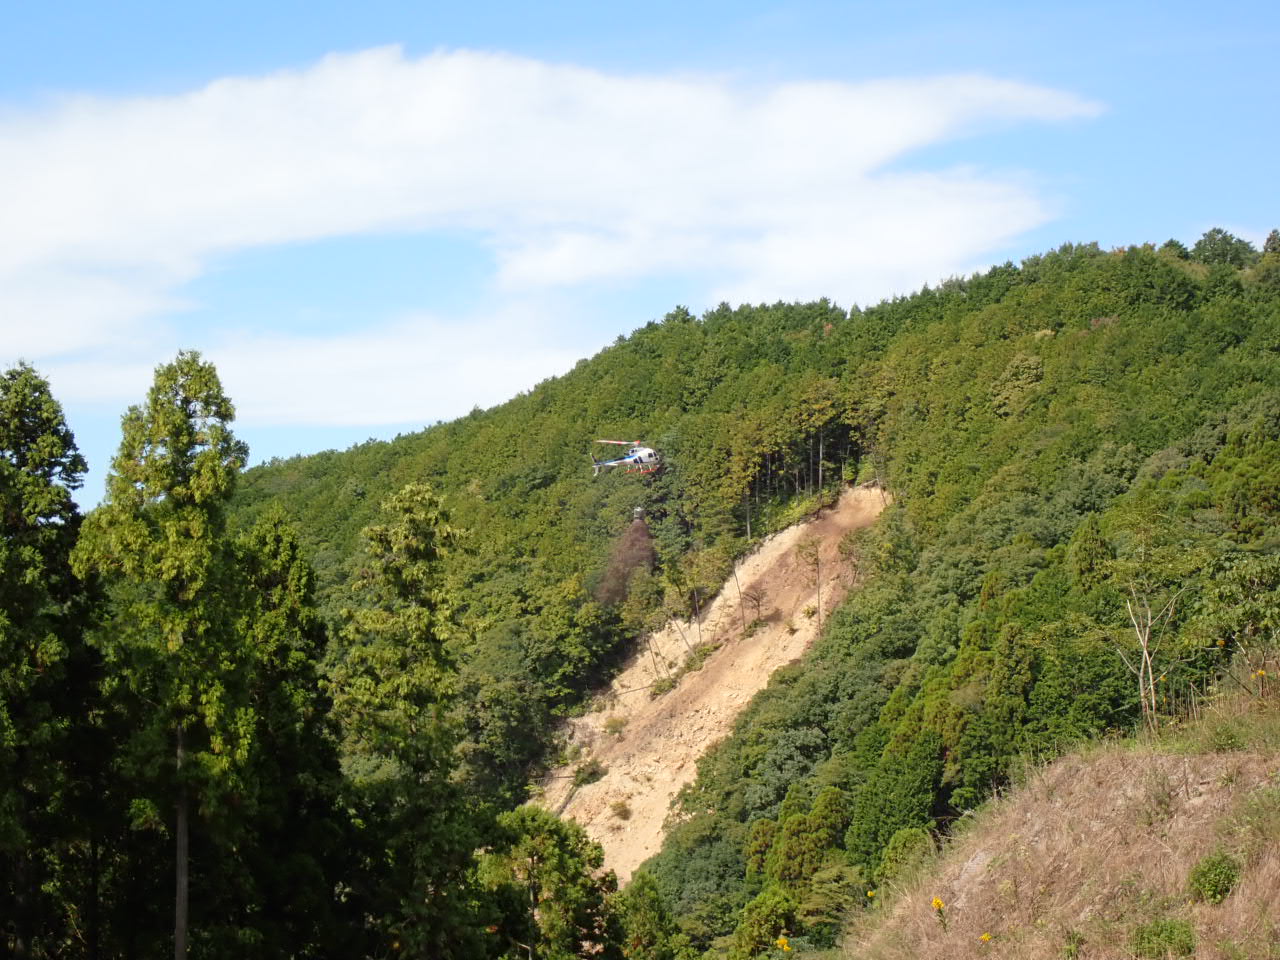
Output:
[
  {"xmin": 228, "ymin": 229, "xmax": 1280, "ymax": 956},
  {"xmin": 3, "ymin": 228, "xmax": 1279, "ymax": 958},
  {"xmin": 641, "ymin": 232, "xmax": 1280, "ymax": 956},
  {"xmin": 231, "ymin": 295, "xmax": 871, "ymax": 806}
]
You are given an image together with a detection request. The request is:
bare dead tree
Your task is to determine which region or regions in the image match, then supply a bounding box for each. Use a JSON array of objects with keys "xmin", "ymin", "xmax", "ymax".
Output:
[
  {"xmin": 1117, "ymin": 583, "xmax": 1188, "ymax": 731},
  {"xmin": 731, "ymin": 564, "xmax": 748, "ymax": 635},
  {"xmin": 798, "ymin": 534, "xmax": 823, "ymax": 632}
]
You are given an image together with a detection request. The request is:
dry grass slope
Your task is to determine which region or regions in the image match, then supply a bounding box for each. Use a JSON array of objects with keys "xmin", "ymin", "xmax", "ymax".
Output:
[{"xmin": 846, "ymin": 674, "xmax": 1280, "ymax": 960}]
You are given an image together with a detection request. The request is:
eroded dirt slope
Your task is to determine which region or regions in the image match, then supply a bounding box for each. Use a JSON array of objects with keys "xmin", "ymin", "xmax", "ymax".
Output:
[{"xmin": 540, "ymin": 484, "xmax": 888, "ymax": 882}]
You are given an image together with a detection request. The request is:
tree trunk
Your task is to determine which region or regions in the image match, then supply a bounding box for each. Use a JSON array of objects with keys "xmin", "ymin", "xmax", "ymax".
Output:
[
  {"xmin": 647, "ymin": 635, "xmax": 667, "ymax": 679},
  {"xmin": 692, "ymin": 588, "xmax": 703, "ymax": 645},
  {"xmin": 818, "ymin": 431, "xmax": 825, "ymax": 491},
  {"xmin": 815, "ymin": 551, "xmax": 823, "ymax": 632},
  {"xmin": 175, "ymin": 726, "xmax": 189, "ymax": 960},
  {"xmin": 671, "ymin": 617, "xmax": 694, "ymax": 655},
  {"xmin": 13, "ymin": 850, "xmax": 30, "ymax": 960},
  {"xmin": 732, "ymin": 566, "xmax": 747, "ymax": 634},
  {"xmin": 88, "ymin": 829, "xmax": 101, "ymax": 960}
]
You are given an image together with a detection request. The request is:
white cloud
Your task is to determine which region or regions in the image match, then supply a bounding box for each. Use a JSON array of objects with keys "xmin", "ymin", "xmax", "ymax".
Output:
[
  {"xmin": 207, "ymin": 307, "xmax": 582, "ymax": 427},
  {"xmin": 0, "ymin": 47, "xmax": 1102, "ymax": 425}
]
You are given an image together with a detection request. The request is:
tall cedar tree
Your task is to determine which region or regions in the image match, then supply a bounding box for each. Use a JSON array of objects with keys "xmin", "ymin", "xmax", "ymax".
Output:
[
  {"xmin": 327, "ymin": 482, "xmax": 482, "ymax": 957},
  {"xmin": 478, "ymin": 805, "xmax": 624, "ymax": 960},
  {"xmin": 192, "ymin": 510, "xmax": 351, "ymax": 956},
  {"xmin": 0, "ymin": 364, "xmax": 92, "ymax": 956},
  {"xmin": 72, "ymin": 351, "xmax": 248, "ymax": 960}
]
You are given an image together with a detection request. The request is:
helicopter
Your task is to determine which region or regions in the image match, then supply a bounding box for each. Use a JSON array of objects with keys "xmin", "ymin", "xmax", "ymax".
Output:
[{"xmin": 591, "ymin": 440, "xmax": 661, "ymax": 476}]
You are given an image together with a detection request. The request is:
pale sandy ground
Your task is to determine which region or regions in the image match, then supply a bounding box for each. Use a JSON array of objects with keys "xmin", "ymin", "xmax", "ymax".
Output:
[{"xmin": 539, "ymin": 484, "xmax": 888, "ymax": 883}]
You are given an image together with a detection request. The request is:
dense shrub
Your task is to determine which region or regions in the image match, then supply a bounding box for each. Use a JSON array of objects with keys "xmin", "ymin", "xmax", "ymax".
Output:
[
  {"xmin": 1131, "ymin": 917, "xmax": 1196, "ymax": 958},
  {"xmin": 1187, "ymin": 851, "xmax": 1241, "ymax": 904}
]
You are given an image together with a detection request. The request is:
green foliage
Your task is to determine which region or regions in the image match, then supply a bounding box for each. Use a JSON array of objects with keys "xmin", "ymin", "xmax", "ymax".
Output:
[
  {"xmin": 480, "ymin": 805, "xmax": 623, "ymax": 960},
  {"xmin": 1191, "ymin": 228, "xmax": 1259, "ymax": 268},
  {"xmin": 795, "ymin": 863, "xmax": 862, "ymax": 947},
  {"xmin": 74, "ymin": 351, "xmax": 249, "ymax": 742},
  {"xmin": 744, "ymin": 818, "xmax": 777, "ymax": 879},
  {"xmin": 1187, "ymin": 851, "xmax": 1242, "ymax": 904},
  {"xmin": 326, "ymin": 482, "xmax": 481, "ymax": 956},
  {"xmin": 71, "ymin": 351, "xmax": 251, "ymax": 956},
  {"xmin": 763, "ymin": 814, "xmax": 824, "ymax": 890},
  {"xmin": 729, "ymin": 886, "xmax": 795, "ymax": 960},
  {"xmin": 456, "ymin": 674, "xmax": 551, "ymax": 807},
  {"xmin": 808, "ymin": 787, "xmax": 849, "ymax": 850},
  {"xmin": 220, "ymin": 510, "xmax": 352, "ymax": 954},
  {"xmin": 1131, "ymin": 916, "xmax": 1196, "ymax": 958},
  {"xmin": 847, "ymin": 729, "xmax": 943, "ymax": 878},
  {"xmin": 25, "ymin": 233, "xmax": 1258, "ymax": 956},
  {"xmin": 651, "ymin": 676, "xmax": 677, "ymax": 698},
  {"xmin": 614, "ymin": 872, "xmax": 697, "ymax": 960},
  {"xmin": 0, "ymin": 363, "xmax": 95, "ymax": 955},
  {"xmin": 879, "ymin": 826, "xmax": 934, "ymax": 881},
  {"xmin": 605, "ymin": 715, "xmax": 629, "ymax": 738}
]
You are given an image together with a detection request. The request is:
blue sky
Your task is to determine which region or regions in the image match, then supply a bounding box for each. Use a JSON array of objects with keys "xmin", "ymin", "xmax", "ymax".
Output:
[{"xmin": 1, "ymin": 0, "xmax": 1276, "ymax": 504}]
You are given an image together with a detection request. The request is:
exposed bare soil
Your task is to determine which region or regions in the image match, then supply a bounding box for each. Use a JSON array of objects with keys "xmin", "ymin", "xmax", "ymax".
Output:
[{"xmin": 539, "ymin": 484, "xmax": 888, "ymax": 882}]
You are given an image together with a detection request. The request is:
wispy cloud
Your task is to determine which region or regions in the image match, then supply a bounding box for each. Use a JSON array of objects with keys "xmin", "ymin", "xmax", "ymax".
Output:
[{"xmin": 0, "ymin": 47, "xmax": 1101, "ymax": 426}]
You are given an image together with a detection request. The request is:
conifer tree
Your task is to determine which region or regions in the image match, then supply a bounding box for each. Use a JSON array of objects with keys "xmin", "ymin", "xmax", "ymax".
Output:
[
  {"xmin": 0, "ymin": 363, "xmax": 91, "ymax": 956},
  {"xmin": 728, "ymin": 887, "xmax": 794, "ymax": 960},
  {"xmin": 808, "ymin": 786, "xmax": 849, "ymax": 850},
  {"xmin": 208, "ymin": 510, "xmax": 349, "ymax": 955},
  {"xmin": 764, "ymin": 815, "xmax": 824, "ymax": 891},
  {"xmin": 72, "ymin": 351, "xmax": 249, "ymax": 960},
  {"xmin": 743, "ymin": 818, "xmax": 777, "ymax": 879},
  {"xmin": 327, "ymin": 482, "xmax": 480, "ymax": 956},
  {"xmin": 613, "ymin": 872, "xmax": 692, "ymax": 960},
  {"xmin": 479, "ymin": 805, "xmax": 623, "ymax": 960}
]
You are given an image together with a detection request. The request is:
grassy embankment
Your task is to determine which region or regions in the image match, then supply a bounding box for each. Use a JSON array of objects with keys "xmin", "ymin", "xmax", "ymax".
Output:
[{"xmin": 840, "ymin": 656, "xmax": 1280, "ymax": 960}]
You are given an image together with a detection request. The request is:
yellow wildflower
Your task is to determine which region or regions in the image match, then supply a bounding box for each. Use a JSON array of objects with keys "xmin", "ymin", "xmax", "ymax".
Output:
[
  {"xmin": 980, "ymin": 932, "xmax": 992, "ymax": 942},
  {"xmin": 932, "ymin": 896, "xmax": 945, "ymax": 911},
  {"xmin": 866, "ymin": 890, "xmax": 876, "ymax": 898}
]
